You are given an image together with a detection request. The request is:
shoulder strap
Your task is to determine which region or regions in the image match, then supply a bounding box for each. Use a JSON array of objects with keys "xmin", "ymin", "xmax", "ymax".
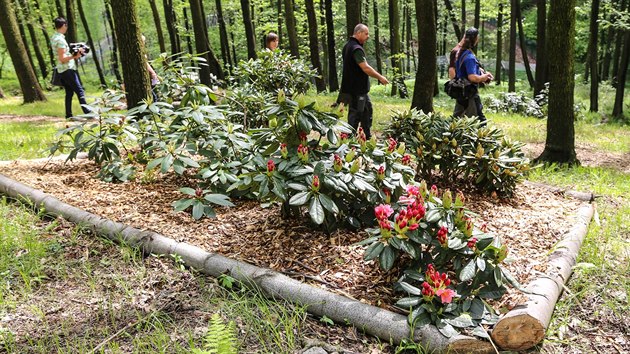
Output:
[{"xmin": 457, "ymin": 50, "xmax": 470, "ymax": 71}]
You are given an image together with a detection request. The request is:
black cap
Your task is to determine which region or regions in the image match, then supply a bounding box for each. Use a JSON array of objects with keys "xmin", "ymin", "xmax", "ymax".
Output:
[{"xmin": 465, "ymin": 27, "xmax": 479, "ymax": 39}]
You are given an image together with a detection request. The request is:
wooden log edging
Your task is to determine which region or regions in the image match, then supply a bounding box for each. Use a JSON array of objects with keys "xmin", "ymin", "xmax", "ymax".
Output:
[
  {"xmin": 523, "ymin": 180, "xmax": 598, "ymax": 202},
  {"xmin": 490, "ymin": 203, "xmax": 595, "ymax": 351},
  {"xmin": 0, "ymin": 173, "xmax": 494, "ymax": 354}
]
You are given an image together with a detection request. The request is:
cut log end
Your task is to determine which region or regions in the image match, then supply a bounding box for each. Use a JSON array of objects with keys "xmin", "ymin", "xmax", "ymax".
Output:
[{"xmin": 490, "ymin": 313, "xmax": 545, "ymax": 351}]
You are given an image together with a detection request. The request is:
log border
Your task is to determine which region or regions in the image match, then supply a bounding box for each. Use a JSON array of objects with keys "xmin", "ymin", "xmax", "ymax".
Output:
[{"xmin": 0, "ymin": 173, "xmax": 494, "ymax": 353}]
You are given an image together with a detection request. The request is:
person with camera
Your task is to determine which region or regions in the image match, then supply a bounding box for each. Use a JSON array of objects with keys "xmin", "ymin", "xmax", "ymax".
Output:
[
  {"xmin": 51, "ymin": 17, "xmax": 91, "ymax": 119},
  {"xmin": 453, "ymin": 28, "xmax": 493, "ymax": 124}
]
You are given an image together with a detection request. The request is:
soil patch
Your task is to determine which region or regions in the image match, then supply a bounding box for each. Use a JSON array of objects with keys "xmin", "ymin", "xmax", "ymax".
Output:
[
  {"xmin": 523, "ymin": 142, "xmax": 630, "ymax": 173},
  {"xmin": 0, "ymin": 159, "xmax": 586, "ymax": 314},
  {"xmin": 0, "ymin": 114, "xmax": 64, "ymax": 124}
]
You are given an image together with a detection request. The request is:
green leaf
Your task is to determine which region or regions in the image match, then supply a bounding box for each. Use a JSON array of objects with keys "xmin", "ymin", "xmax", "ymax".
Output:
[
  {"xmin": 308, "ymin": 197, "xmax": 325, "ymax": 225},
  {"xmin": 470, "ymin": 298, "xmax": 485, "ymax": 319},
  {"xmin": 179, "ymin": 187, "xmax": 197, "ymax": 196},
  {"xmin": 477, "ymin": 289, "xmax": 505, "ymax": 299},
  {"xmin": 161, "ymin": 153, "xmax": 174, "ymax": 173},
  {"xmin": 425, "ymin": 209, "xmax": 441, "ymax": 223},
  {"xmin": 289, "ymin": 191, "xmax": 311, "ymax": 206},
  {"xmin": 364, "ymin": 242, "xmax": 384, "ymax": 261},
  {"xmin": 396, "ymin": 296, "xmax": 422, "ymax": 308},
  {"xmin": 472, "ymin": 325, "xmax": 490, "ymax": 339},
  {"xmin": 178, "ymin": 156, "xmax": 200, "ymax": 168},
  {"xmin": 287, "ymin": 183, "xmax": 308, "ymax": 191},
  {"xmin": 204, "ymin": 194, "xmax": 235, "ymax": 207},
  {"xmin": 318, "ymin": 193, "xmax": 339, "ymax": 214},
  {"xmin": 399, "ymin": 282, "xmax": 422, "ymax": 296},
  {"xmin": 493, "ymin": 266, "xmax": 503, "ymax": 287},
  {"xmin": 436, "ymin": 322, "xmax": 459, "ymax": 338},
  {"xmin": 192, "ymin": 201, "xmax": 204, "ymax": 220},
  {"xmin": 147, "ymin": 157, "xmax": 163, "ymax": 170},
  {"xmin": 379, "ymin": 246, "xmax": 396, "ymax": 270},
  {"xmin": 476, "ymin": 257, "xmax": 486, "ymax": 272},
  {"xmin": 445, "ymin": 313, "xmax": 474, "ymax": 328},
  {"xmin": 172, "ymin": 198, "xmax": 194, "ymax": 212},
  {"xmin": 460, "ymin": 259, "xmax": 476, "ymax": 282},
  {"xmin": 410, "ymin": 311, "xmax": 431, "ymax": 327}
]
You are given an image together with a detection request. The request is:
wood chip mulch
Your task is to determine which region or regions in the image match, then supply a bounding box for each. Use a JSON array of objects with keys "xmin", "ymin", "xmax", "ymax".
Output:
[{"xmin": 0, "ymin": 158, "xmax": 586, "ymax": 313}]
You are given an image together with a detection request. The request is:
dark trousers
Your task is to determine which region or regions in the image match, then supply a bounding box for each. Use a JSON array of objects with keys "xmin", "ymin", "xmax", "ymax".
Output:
[
  {"xmin": 348, "ymin": 94, "xmax": 374, "ymax": 139},
  {"xmin": 453, "ymin": 93, "xmax": 486, "ymax": 125},
  {"xmin": 59, "ymin": 69, "xmax": 89, "ymax": 118}
]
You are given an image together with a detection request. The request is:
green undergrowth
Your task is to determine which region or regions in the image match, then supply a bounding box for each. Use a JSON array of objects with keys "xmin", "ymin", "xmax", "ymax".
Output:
[{"xmin": 0, "ymin": 121, "xmax": 61, "ymax": 160}]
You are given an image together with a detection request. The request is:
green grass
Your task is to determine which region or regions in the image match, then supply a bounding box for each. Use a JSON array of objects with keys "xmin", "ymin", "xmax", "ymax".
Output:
[
  {"xmin": 0, "ymin": 121, "xmax": 61, "ymax": 160},
  {"xmin": 0, "ymin": 89, "xmax": 103, "ymax": 118}
]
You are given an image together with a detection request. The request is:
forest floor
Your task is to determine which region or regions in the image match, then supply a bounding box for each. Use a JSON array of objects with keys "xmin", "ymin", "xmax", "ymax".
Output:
[{"xmin": 0, "ymin": 115, "xmax": 628, "ymax": 353}]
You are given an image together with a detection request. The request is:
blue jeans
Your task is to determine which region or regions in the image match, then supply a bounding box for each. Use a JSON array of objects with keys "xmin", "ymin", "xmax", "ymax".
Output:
[{"xmin": 59, "ymin": 69, "xmax": 89, "ymax": 118}]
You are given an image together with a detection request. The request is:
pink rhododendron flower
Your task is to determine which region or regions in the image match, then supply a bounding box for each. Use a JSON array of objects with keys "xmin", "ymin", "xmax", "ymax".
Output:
[
  {"xmin": 467, "ymin": 237, "xmax": 478, "ymax": 249},
  {"xmin": 436, "ymin": 288, "xmax": 456, "ymax": 303},
  {"xmin": 406, "ymin": 185, "xmax": 420, "ymax": 197},
  {"xmin": 374, "ymin": 204, "xmax": 394, "ymax": 220},
  {"xmin": 401, "ymin": 154, "xmax": 411, "ymax": 165},
  {"xmin": 267, "ymin": 160, "xmax": 275, "ymax": 173}
]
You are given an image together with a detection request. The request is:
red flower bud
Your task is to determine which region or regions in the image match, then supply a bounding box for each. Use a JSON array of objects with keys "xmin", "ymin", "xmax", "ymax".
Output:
[{"xmin": 267, "ymin": 159, "xmax": 275, "ymax": 173}]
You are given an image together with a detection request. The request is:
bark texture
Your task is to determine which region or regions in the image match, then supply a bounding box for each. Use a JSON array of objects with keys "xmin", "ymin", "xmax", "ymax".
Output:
[
  {"xmin": 163, "ymin": 0, "xmax": 181, "ymax": 55},
  {"xmin": 612, "ymin": 30, "xmax": 629, "ymax": 118},
  {"xmin": 110, "ymin": 0, "xmax": 151, "ymax": 107},
  {"xmin": 534, "ymin": 0, "xmax": 547, "ymax": 96},
  {"xmin": 148, "ymin": 0, "xmax": 167, "ymax": 54},
  {"xmin": 284, "ymin": 0, "xmax": 299, "ymax": 58},
  {"xmin": 411, "ymin": 0, "xmax": 436, "ymax": 113},
  {"xmin": 305, "ymin": 0, "xmax": 326, "ymax": 92},
  {"xmin": 495, "ymin": 3, "xmax": 503, "ymax": 85},
  {"xmin": 216, "ymin": 0, "xmax": 232, "ymax": 70},
  {"xmin": 0, "ymin": 0, "xmax": 46, "ymax": 103},
  {"xmin": 516, "ymin": 1, "xmax": 534, "ymax": 88},
  {"xmin": 492, "ymin": 204, "xmax": 594, "ymax": 350},
  {"xmin": 508, "ymin": 0, "xmax": 516, "ymax": 92},
  {"xmin": 325, "ymin": 0, "xmax": 338, "ymax": 91},
  {"xmin": 77, "ymin": 0, "xmax": 106, "ymax": 87},
  {"xmin": 443, "ymin": 0, "xmax": 461, "ymax": 40},
  {"xmin": 189, "ymin": 0, "xmax": 224, "ymax": 83},
  {"xmin": 241, "ymin": 0, "xmax": 258, "ymax": 59},
  {"xmin": 536, "ymin": 0, "xmax": 578, "ymax": 164},
  {"xmin": 345, "ymin": 0, "xmax": 362, "ymax": 38}
]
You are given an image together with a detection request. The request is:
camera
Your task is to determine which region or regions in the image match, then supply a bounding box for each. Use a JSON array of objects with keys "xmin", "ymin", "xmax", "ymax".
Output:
[{"xmin": 69, "ymin": 42, "xmax": 90, "ymax": 56}]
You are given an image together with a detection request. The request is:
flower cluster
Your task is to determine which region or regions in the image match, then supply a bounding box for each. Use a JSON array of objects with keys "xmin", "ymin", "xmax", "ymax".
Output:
[
  {"xmin": 266, "ymin": 159, "xmax": 275, "ymax": 175},
  {"xmin": 421, "ymin": 264, "xmax": 456, "ymax": 304},
  {"xmin": 299, "ymin": 131, "xmax": 308, "ymax": 144},
  {"xmin": 387, "ymin": 137, "xmax": 397, "ymax": 153},
  {"xmin": 401, "ymin": 154, "xmax": 411, "ymax": 165},
  {"xmin": 436, "ymin": 226, "xmax": 448, "ymax": 247},
  {"xmin": 376, "ymin": 165, "xmax": 385, "ymax": 181},
  {"xmin": 374, "ymin": 204, "xmax": 394, "ymax": 238},
  {"xmin": 297, "ymin": 144, "xmax": 309, "ymax": 163}
]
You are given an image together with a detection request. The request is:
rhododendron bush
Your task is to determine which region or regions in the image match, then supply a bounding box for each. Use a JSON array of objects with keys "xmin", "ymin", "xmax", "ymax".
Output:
[{"xmin": 359, "ymin": 183, "xmax": 519, "ymax": 336}]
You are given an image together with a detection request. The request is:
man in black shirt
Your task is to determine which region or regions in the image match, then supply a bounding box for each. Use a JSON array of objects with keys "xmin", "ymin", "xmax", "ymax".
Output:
[{"xmin": 339, "ymin": 24, "xmax": 389, "ymax": 140}]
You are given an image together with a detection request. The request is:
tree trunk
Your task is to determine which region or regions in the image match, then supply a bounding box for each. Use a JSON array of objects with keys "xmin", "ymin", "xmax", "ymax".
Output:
[
  {"xmin": 0, "ymin": 86, "xmax": 4, "ymax": 99},
  {"xmin": 325, "ymin": 0, "xmax": 338, "ymax": 91},
  {"xmin": 346, "ymin": 0, "xmax": 361, "ymax": 38},
  {"xmin": 442, "ymin": 0, "xmax": 461, "ymax": 41},
  {"xmin": 16, "ymin": 5, "xmax": 37, "ymax": 79},
  {"xmin": 110, "ymin": 0, "xmax": 151, "ymax": 107},
  {"xmin": 163, "ymin": 0, "xmax": 181, "ymax": 55},
  {"xmin": 284, "ymin": 0, "xmax": 299, "ymax": 57},
  {"xmin": 54, "ymin": 0, "xmax": 63, "ymax": 16},
  {"xmin": 372, "ymin": 0, "xmax": 383, "ymax": 75},
  {"xmin": 182, "ymin": 4, "xmax": 193, "ymax": 54},
  {"xmin": 405, "ymin": 0, "xmax": 411, "ymax": 73},
  {"xmin": 588, "ymin": 0, "xmax": 599, "ymax": 112},
  {"xmin": 32, "ymin": 0, "xmax": 55, "ymax": 69},
  {"xmin": 216, "ymin": 0, "xmax": 232, "ymax": 71},
  {"xmin": 461, "ymin": 0, "xmax": 465, "ymax": 30},
  {"xmin": 516, "ymin": 1, "xmax": 534, "ymax": 88},
  {"xmin": 104, "ymin": 2, "xmax": 122, "ymax": 84},
  {"xmin": 277, "ymin": 0, "xmax": 283, "ymax": 47},
  {"xmin": 189, "ymin": 0, "xmax": 223, "ymax": 84},
  {"xmin": 229, "ymin": 14, "xmax": 238, "ymax": 64},
  {"xmin": 77, "ymin": 0, "xmax": 106, "ymax": 87},
  {"xmin": 474, "ymin": 0, "xmax": 480, "ymax": 29},
  {"xmin": 65, "ymin": 0, "xmax": 78, "ymax": 44},
  {"xmin": 319, "ymin": 0, "xmax": 328, "ymax": 82},
  {"xmin": 411, "ymin": 0, "xmax": 436, "ymax": 113},
  {"xmin": 18, "ymin": 0, "xmax": 48, "ymax": 79},
  {"xmin": 601, "ymin": 15, "xmax": 614, "ymax": 82},
  {"xmin": 534, "ymin": 0, "xmax": 547, "ymax": 96},
  {"xmin": 508, "ymin": 0, "xmax": 516, "ymax": 92},
  {"xmin": 241, "ymin": 0, "xmax": 257, "ymax": 59},
  {"xmin": 148, "ymin": 0, "xmax": 166, "ymax": 54},
  {"xmin": 0, "ymin": 0, "xmax": 46, "ymax": 102},
  {"xmin": 389, "ymin": 0, "xmax": 407, "ymax": 98},
  {"xmin": 305, "ymin": 0, "xmax": 326, "ymax": 92},
  {"xmin": 495, "ymin": 3, "xmax": 503, "ymax": 85},
  {"xmin": 612, "ymin": 30, "xmax": 629, "ymax": 118},
  {"xmin": 611, "ymin": 0, "xmax": 627, "ymax": 85},
  {"xmin": 535, "ymin": 0, "xmax": 578, "ymax": 165}
]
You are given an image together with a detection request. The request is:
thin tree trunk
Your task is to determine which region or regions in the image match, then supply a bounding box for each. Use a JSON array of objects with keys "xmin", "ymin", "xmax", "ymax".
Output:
[
  {"xmin": 405, "ymin": 0, "xmax": 411, "ymax": 73},
  {"xmin": 32, "ymin": 0, "xmax": 55, "ymax": 69},
  {"xmin": 277, "ymin": 0, "xmax": 283, "ymax": 47},
  {"xmin": 216, "ymin": 0, "xmax": 232, "ymax": 70},
  {"xmin": 0, "ymin": 0, "xmax": 46, "ymax": 102},
  {"xmin": 508, "ymin": 0, "xmax": 516, "ymax": 92},
  {"xmin": 611, "ymin": 0, "xmax": 627, "ymax": 86},
  {"xmin": 319, "ymin": 0, "xmax": 328, "ymax": 83},
  {"xmin": 495, "ymin": 3, "xmax": 503, "ymax": 85},
  {"xmin": 240, "ymin": 0, "xmax": 257, "ymax": 59},
  {"xmin": 412, "ymin": 0, "xmax": 436, "ymax": 113},
  {"xmin": 325, "ymin": 0, "xmax": 338, "ymax": 91},
  {"xmin": 516, "ymin": 1, "xmax": 534, "ymax": 88},
  {"xmin": 389, "ymin": 0, "xmax": 407, "ymax": 98},
  {"xmin": 474, "ymin": 0, "xmax": 480, "ymax": 29},
  {"xmin": 148, "ymin": 0, "xmax": 166, "ymax": 54},
  {"xmin": 612, "ymin": 30, "xmax": 629, "ymax": 118},
  {"xmin": 65, "ymin": 0, "xmax": 78, "ymax": 44},
  {"xmin": 77, "ymin": 0, "xmax": 106, "ymax": 87},
  {"xmin": 0, "ymin": 86, "xmax": 4, "ymax": 99},
  {"xmin": 601, "ymin": 14, "xmax": 614, "ymax": 82},
  {"xmin": 189, "ymin": 0, "xmax": 223, "ymax": 84},
  {"xmin": 229, "ymin": 13, "xmax": 238, "ymax": 64},
  {"xmin": 105, "ymin": 1, "xmax": 122, "ymax": 85},
  {"xmin": 534, "ymin": 0, "xmax": 547, "ymax": 96},
  {"xmin": 461, "ymin": 0, "xmax": 466, "ymax": 30},
  {"xmin": 305, "ymin": 0, "xmax": 326, "ymax": 92},
  {"xmin": 346, "ymin": 0, "xmax": 362, "ymax": 38},
  {"xmin": 163, "ymin": 0, "xmax": 181, "ymax": 55},
  {"xmin": 284, "ymin": 0, "xmax": 299, "ymax": 57},
  {"xmin": 536, "ymin": 0, "xmax": 578, "ymax": 165},
  {"xmin": 16, "ymin": 6, "xmax": 37, "ymax": 79},
  {"xmin": 110, "ymin": 0, "xmax": 151, "ymax": 107},
  {"xmin": 588, "ymin": 0, "xmax": 599, "ymax": 112},
  {"xmin": 443, "ymin": 0, "xmax": 462, "ymax": 41},
  {"xmin": 182, "ymin": 3, "xmax": 193, "ymax": 55},
  {"xmin": 54, "ymin": 0, "xmax": 63, "ymax": 16},
  {"xmin": 19, "ymin": 0, "xmax": 48, "ymax": 79},
  {"xmin": 373, "ymin": 0, "xmax": 383, "ymax": 75}
]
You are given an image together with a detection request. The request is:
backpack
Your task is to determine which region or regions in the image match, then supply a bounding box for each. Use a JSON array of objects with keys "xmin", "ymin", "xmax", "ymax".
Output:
[{"xmin": 444, "ymin": 51, "xmax": 477, "ymax": 100}]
